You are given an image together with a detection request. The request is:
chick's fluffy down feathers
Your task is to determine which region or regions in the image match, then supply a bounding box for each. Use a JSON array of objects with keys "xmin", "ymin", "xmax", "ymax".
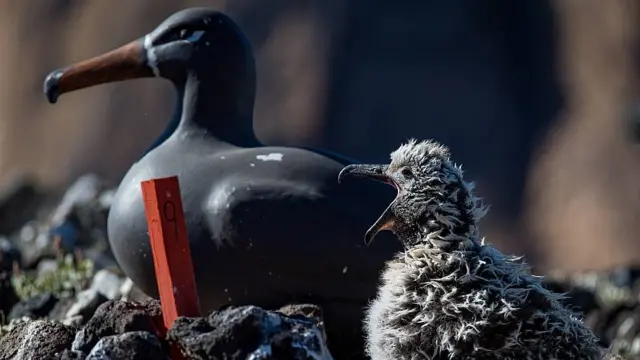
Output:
[{"xmin": 363, "ymin": 139, "xmax": 602, "ymax": 360}]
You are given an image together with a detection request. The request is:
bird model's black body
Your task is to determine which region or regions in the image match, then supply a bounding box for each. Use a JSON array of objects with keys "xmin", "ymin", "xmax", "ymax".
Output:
[
  {"xmin": 44, "ymin": 7, "xmax": 398, "ymax": 358},
  {"xmin": 111, "ymin": 133, "xmax": 394, "ymax": 309}
]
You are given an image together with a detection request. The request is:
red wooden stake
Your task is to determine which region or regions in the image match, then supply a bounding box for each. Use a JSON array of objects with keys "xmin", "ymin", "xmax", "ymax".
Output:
[{"xmin": 141, "ymin": 176, "xmax": 201, "ymax": 329}]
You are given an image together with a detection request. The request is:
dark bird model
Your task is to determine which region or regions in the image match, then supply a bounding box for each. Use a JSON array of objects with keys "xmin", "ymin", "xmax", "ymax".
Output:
[
  {"xmin": 43, "ymin": 7, "xmax": 398, "ymax": 356},
  {"xmin": 339, "ymin": 139, "xmax": 602, "ymax": 360}
]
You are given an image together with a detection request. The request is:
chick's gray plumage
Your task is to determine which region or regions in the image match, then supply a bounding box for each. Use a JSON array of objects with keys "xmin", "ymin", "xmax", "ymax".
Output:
[{"xmin": 353, "ymin": 139, "xmax": 602, "ymax": 360}]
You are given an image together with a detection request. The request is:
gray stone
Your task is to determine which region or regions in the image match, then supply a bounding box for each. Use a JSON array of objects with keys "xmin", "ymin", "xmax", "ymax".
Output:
[
  {"xmin": 119, "ymin": 278, "xmax": 152, "ymax": 303},
  {"xmin": 65, "ymin": 288, "xmax": 108, "ymax": 324},
  {"xmin": 0, "ymin": 319, "xmax": 75, "ymax": 360},
  {"xmin": 276, "ymin": 303, "xmax": 326, "ymax": 341},
  {"xmin": 544, "ymin": 267, "xmax": 640, "ymax": 359},
  {"xmin": 98, "ymin": 189, "xmax": 116, "ymax": 210},
  {"xmin": 86, "ymin": 331, "xmax": 169, "ymax": 360},
  {"xmin": 50, "ymin": 174, "xmax": 103, "ymax": 228},
  {"xmin": 62, "ymin": 315, "xmax": 83, "ymax": 327},
  {"xmin": 48, "ymin": 296, "xmax": 76, "ymax": 322},
  {"xmin": 46, "ymin": 175, "xmax": 116, "ymax": 269},
  {"xmin": 57, "ymin": 349, "xmax": 88, "ymax": 359},
  {"xmin": 8, "ymin": 292, "xmax": 58, "ymax": 320},
  {"xmin": 90, "ymin": 269, "xmax": 125, "ymax": 300},
  {"xmin": 71, "ymin": 299, "xmax": 162, "ymax": 353},
  {"xmin": 16, "ymin": 224, "xmax": 56, "ymax": 268},
  {"xmin": 167, "ymin": 305, "xmax": 333, "ymax": 360}
]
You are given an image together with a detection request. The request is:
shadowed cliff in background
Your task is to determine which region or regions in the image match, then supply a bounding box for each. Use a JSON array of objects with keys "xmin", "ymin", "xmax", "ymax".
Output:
[{"xmin": 0, "ymin": 0, "xmax": 638, "ymax": 271}]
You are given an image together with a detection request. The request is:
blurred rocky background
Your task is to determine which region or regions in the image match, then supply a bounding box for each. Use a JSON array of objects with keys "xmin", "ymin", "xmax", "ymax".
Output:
[{"xmin": 0, "ymin": 1, "xmax": 639, "ymax": 276}]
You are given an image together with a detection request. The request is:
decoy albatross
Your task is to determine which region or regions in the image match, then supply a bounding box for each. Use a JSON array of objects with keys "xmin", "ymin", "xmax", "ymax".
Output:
[{"xmin": 43, "ymin": 7, "xmax": 398, "ymax": 357}]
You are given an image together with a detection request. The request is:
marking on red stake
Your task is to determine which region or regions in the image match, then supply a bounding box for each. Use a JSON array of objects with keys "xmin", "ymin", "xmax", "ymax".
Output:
[{"xmin": 141, "ymin": 176, "xmax": 201, "ymax": 332}]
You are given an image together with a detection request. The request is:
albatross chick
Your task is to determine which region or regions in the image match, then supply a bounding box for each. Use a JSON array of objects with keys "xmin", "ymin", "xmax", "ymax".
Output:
[{"xmin": 338, "ymin": 139, "xmax": 602, "ymax": 360}]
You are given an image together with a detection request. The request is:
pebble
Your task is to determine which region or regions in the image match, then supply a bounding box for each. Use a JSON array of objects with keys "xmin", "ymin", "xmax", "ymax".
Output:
[{"xmin": 90, "ymin": 269, "xmax": 125, "ymax": 300}]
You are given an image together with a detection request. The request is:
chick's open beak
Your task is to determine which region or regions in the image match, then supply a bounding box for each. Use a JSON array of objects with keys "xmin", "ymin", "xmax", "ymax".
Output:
[
  {"xmin": 338, "ymin": 164, "xmax": 391, "ymax": 184},
  {"xmin": 338, "ymin": 164, "xmax": 397, "ymax": 245},
  {"xmin": 364, "ymin": 201, "xmax": 396, "ymax": 245},
  {"xmin": 44, "ymin": 39, "xmax": 154, "ymax": 104}
]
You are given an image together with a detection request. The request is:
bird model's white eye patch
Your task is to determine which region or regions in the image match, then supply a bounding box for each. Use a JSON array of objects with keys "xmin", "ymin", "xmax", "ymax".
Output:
[{"xmin": 186, "ymin": 30, "xmax": 205, "ymax": 43}]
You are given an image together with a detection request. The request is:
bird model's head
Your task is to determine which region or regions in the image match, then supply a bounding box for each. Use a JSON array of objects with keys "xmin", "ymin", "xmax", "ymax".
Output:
[
  {"xmin": 339, "ymin": 139, "xmax": 488, "ymax": 249},
  {"xmin": 44, "ymin": 7, "xmax": 254, "ymax": 104}
]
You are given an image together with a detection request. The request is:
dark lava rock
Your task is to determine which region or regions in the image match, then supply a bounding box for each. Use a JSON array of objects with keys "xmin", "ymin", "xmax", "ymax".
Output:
[
  {"xmin": 86, "ymin": 331, "xmax": 169, "ymax": 360},
  {"xmin": 544, "ymin": 266, "xmax": 640, "ymax": 359},
  {"xmin": 586, "ymin": 304, "xmax": 640, "ymax": 345},
  {"xmin": 57, "ymin": 349, "xmax": 88, "ymax": 359},
  {"xmin": 49, "ymin": 174, "xmax": 103, "ymax": 226},
  {"xmin": 10, "ymin": 174, "xmax": 116, "ymax": 271},
  {"xmin": 167, "ymin": 305, "xmax": 333, "ymax": 360},
  {"xmin": 72, "ymin": 299, "xmax": 162, "ymax": 353},
  {"xmin": 49, "ymin": 296, "xmax": 78, "ymax": 322},
  {"xmin": 0, "ymin": 176, "xmax": 46, "ymax": 236},
  {"xmin": 586, "ymin": 303, "xmax": 640, "ymax": 358},
  {"xmin": 604, "ymin": 352, "xmax": 627, "ymax": 360},
  {"xmin": 0, "ymin": 273, "xmax": 19, "ymax": 319},
  {"xmin": 49, "ymin": 174, "xmax": 112, "ymax": 255},
  {"xmin": 14, "ymin": 224, "xmax": 56, "ymax": 270},
  {"xmin": 64, "ymin": 288, "xmax": 109, "ymax": 325},
  {"xmin": 276, "ymin": 303, "xmax": 326, "ymax": 340},
  {"xmin": 277, "ymin": 303, "xmax": 324, "ymax": 322},
  {"xmin": 0, "ymin": 319, "xmax": 75, "ymax": 359},
  {"xmin": 0, "ymin": 238, "xmax": 20, "ymax": 273},
  {"xmin": 8, "ymin": 291, "xmax": 58, "ymax": 320}
]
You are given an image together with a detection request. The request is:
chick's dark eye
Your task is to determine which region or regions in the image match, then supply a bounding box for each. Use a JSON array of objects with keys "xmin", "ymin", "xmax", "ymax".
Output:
[{"xmin": 400, "ymin": 167, "xmax": 413, "ymax": 178}]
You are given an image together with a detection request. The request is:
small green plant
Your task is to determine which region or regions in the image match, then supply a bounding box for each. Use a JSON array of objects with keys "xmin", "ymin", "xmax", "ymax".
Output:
[{"xmin": 10, "ymin": 254, "xmax": 94, "ymax": 301}]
